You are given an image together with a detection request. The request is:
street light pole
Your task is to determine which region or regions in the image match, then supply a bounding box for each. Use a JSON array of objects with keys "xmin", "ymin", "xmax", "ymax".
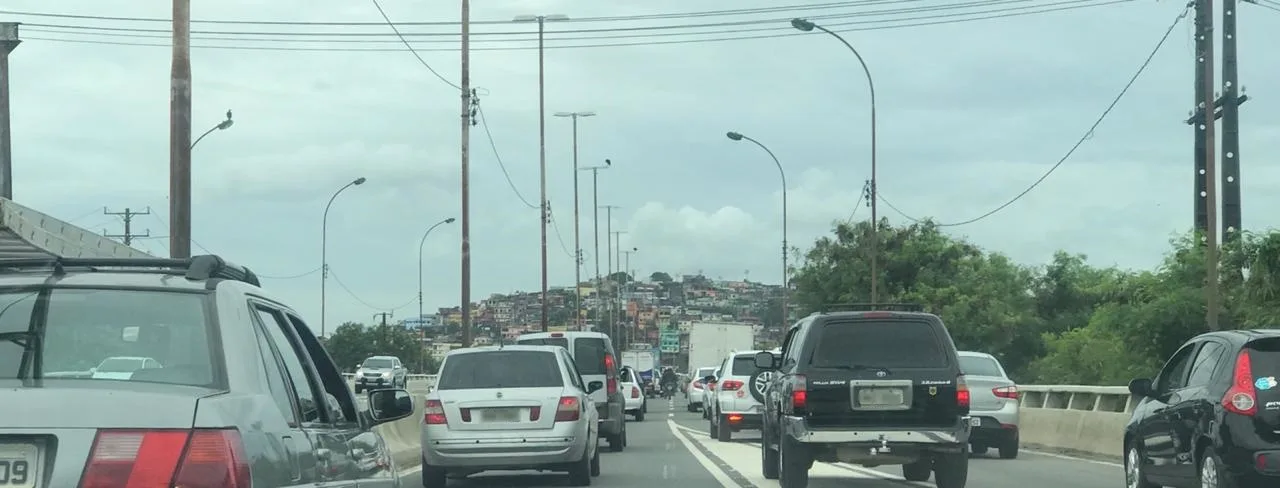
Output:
[
  {"xmin": 580, "ymin": 160, "xmax": 611, "ymax": 329},
  {"xmin": 418, "ymin": 217, "xmax": 457, "ymax": 322},
  {"xmin": 191, "ymin": 110, "xmax": 233, "ymax": 150},
  {"xmin": 514, "ymin": 13, "xmax": 568, "ymax": 333},
  {"xmin": 555, "ymin": 111, "xmax": 596, "ymax": 330},
  {"xmin": 320, "ymin": 176, "xmax": 367, "ymax": 337},
  {"xmin": 611, "ymin": 229, "xmax": 628, "ymax": 347},
  {"xmin": 726, "ymin": 131, "xmax": 788, "ymax": 327},
  {"xmin": 622, "ymin": 247, "xmax": 637, "ymax": 344},
  {"xmin": 791, "ymin": 18, "xmax": 880, "ymax": 303}
]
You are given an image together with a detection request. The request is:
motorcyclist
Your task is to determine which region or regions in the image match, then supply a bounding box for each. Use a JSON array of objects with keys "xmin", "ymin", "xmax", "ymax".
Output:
[{"xmin": 660, "ymin": 367, "xmax": 677, "ymax": 396}]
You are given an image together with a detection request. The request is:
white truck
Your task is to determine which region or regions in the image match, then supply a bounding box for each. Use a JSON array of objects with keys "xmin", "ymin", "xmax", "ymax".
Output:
[{"xmin": 686, "ymin": 322, "xmax": 755, "ymax": 375}]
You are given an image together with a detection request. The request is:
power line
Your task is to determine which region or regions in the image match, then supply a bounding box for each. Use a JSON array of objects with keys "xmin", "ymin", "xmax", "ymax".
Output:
[
  {"xmin": 328, "ymin": 268, "xmax": 416, "ymax": 311},
  {"xmin": 878, "ymin": 3, "xmax": 1190, "ymax": 227},
  {"xmin": 259, "ymin": 267, "xmax": 322, "ymax": 279},
  {"xmin": 475, "ymin": 102, "xmax": 539, "ymax": 209},
  {"xmin": 16, "ymin": 1, "xmax": 1128, "ymax": 53},
  {"xmin": 0, "ymin": 0, "xmax": 1022, "ymax": 27},
  {"xmin": 547, "ymin": 205, "xmax": 577, "ymax": 259},
  {"xmin": 1243, "ymin": 0, "xmax": 1280, "ymax": 14},
  {"xmin": 369, "ymin": 0, "xmax": 461, "ymax": 91}
]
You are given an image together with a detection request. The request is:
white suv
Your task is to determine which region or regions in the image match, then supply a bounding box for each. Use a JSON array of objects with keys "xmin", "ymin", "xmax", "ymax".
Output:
[{"xmin": 706, "ymin": 349, "xmax": 773, "ymax": 442}]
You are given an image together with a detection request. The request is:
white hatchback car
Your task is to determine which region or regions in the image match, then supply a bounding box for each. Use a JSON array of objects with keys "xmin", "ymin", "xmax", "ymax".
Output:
[
  {"xmin": 420, "ymin": 345, "xmax": 602, "ymax": 486},
  {"xmin": 620, "ymin": 366, "xmax": 647, "ymax": 421}
]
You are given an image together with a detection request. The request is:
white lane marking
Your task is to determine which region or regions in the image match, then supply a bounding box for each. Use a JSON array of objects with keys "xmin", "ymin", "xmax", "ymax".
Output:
[
  {"xmin": 677, "ymin": 421, "xmax": 882, "ymax": 485},
  {"xmin": 1022, "ymin": 448, "xmax": 1124, "ymax": 468},
  {"xmin": 666, "ymin": 419, "xmax": 739, "ymax": 488}
]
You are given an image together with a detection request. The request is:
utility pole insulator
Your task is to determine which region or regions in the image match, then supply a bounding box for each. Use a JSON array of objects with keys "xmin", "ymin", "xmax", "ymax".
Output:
[{"xmin": 104, "ymin": 207, "xmax": 152, "ymax": 247}]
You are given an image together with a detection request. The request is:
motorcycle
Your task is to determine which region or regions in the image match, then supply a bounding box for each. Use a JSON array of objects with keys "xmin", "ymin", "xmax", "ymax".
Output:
[{"xmin": 661, "ymin": 382, "xmax": 677, "ymax": 399}]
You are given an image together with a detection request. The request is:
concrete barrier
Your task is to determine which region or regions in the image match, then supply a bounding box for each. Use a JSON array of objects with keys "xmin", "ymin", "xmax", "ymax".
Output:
[{"xmin": 1017, "ymin": 385, "xmax": 1133, "ymax": 459}]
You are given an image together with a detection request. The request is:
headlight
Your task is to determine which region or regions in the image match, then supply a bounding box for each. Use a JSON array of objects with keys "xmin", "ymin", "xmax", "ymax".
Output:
[{"xmin": 381, "ymin": 372, "xmax": 391, "ymax": 378}]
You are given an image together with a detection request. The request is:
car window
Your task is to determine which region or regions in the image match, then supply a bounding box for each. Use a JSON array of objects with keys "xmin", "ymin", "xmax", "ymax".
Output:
[
  {"xmin": 251, "ymin": 315, "xmax": 299, "ymax": 426},
  {"xmin": 573, "ymin": 337, "xmax": 609, "ymax": 375},
  {"xmin": 560, "ymin": 353, "xmax": 583, "ymax": 389},
  {"xmin": 959, "ymin": 356, "xmax": 1005, "ymax": 377},
  {"xmin": 363, "ymin": 358, "xmax": 394, "ymax": 369},
  {"xmin": 437, "ymin": 351, "xmax": 564, "ymax": 390},
  {"xmin": 253, "ymin": 306, "xmax": 325, "ymax": 423},
  {"xmin": 0, "ymin": 288, "xmax": 215, "ymax": 386},
  {"xmin": 285, "ymin": 313, "xmax": 356, "ymax": 423},
  {"xmin": 1186, "ymin": 342, "xmax": 1226, "ymax": 387},
  {"xmin": 516, "ymin": 337, "xmax": 569, "ymax": 349},
  {"xmin": 731, "ymin": 355, "xmax": 762, "ymax": 377},
  {"xmin": 1156, "ymin": 344, "xmax": 1197, "ymax": 393},
  {"xmin": 696, "ymin": 367, "xmax": 716, "ymax": 379},
  {"xmin": 1247, "ymin": 339, "xmax": 1280, "ymax": 401},
  {"xmin": 812, "ymin": 320, "xmax": 948, "ymax": 368}
]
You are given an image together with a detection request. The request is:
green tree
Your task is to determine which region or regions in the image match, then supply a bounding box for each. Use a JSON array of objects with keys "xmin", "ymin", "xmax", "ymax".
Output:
[
  {"xmin": 650, "ymin": 271, "xmax": 673, "ymax": 282},
  {"xmin": 322, "ymin": 322, "xmax": 436, "ymax": 374}
]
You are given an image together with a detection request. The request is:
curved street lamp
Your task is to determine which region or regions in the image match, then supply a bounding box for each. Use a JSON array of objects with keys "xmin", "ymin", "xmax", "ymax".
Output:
[
  {"xmin": 418, "ymin": 217, "xmax": 457, "ymax": 322},
  {"xmin": 191, "ymin": 110, "xmax": 233, "ymax": 150},
  {"xmin": 320, "ymin": 176, "xmax": 368, "ymax": 337},
  {"xmin": 726, "ymin": 131, "xmax": 789, "ymax": 325},
  {"xmin": 790, "ymin": 18, "xmax": 881, "ymax": 303}
]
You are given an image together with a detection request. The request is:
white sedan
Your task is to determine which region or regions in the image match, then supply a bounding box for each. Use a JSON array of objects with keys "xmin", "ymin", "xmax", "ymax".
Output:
[{"xmin": 620, "ymin": 366, "xmax": 647, "ymax": 421}]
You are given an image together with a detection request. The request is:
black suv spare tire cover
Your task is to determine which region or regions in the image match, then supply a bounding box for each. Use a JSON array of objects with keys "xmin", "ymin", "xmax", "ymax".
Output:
[{"xmin": 748, "ymin": 370, "xmax": 775, "ymax": 403}]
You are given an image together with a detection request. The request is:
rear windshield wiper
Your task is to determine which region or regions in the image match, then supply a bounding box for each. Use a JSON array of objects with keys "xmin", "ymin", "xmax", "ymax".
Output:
[{"xmin": 813, "ymin": 364, "xmax": 886, "ymax": 373}]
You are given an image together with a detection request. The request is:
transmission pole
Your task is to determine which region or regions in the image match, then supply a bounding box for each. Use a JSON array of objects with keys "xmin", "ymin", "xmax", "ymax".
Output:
[
  {"xmin": 104, "ymin": 207, "xmax": 151, "ymax": 246},
  {"xmin": 0, "ymin": 23, "xmax": 19, "ymax": 201},
  {"xmin": 1194, "ymin": 0, "xmax": 1221, "ymax": 330},
  {"xmin": 169, "ymin": 0, "xmax": 193, "ymax": 259},
  {"xmin": 1220, "ymin": 0, "xmax": 1242, "ymax": 244},
  {"xmin": 460, "ymin": 0, "xmax": 474, "ymax": 348}
]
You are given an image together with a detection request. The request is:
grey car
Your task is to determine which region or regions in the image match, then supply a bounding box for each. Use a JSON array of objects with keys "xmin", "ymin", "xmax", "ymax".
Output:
[
  {"xmin": 958, "ymin": 351, "xmax": 1021, "ymax": 459},
  {"xmin": 355, "ymin": 355, "xmax": 408, "ymax": 393},
  {"xmin": 516, "ymin": 331, "xmax": 628, "ymax": 451},
  {"xmin": 0, "ymin": 255, "xmax": 416, "ymax": 487},
  {"xmin": 420, "ymin": 345, "xmax": 602, "ymax": 486}
]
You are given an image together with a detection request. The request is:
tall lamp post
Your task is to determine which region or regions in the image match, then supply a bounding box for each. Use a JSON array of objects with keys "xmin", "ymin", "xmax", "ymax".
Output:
[
  {"xmin": 726, "ymin": 131, "xmax": 789, "ymax": 327},
  {"xmin": 418, "ymin": 217, "xmax": 457, "ymax": 321},
  {"xmin": 320, "ymin": 176, "xmax": 367, "ymax": 337},
  {"xmin": 791, "ymin": 18, "xmax": 880, "ymax": 303},
  {"xmin": 514, "ymin": 13, "xmax": 569, "ymax": 332},
  {"xmin": 191, "ymin": 110, "xmax": 233, "ymax": 150},
  {"xmin": 580, "ymin": 159, "xmax": 611, "ymax": 329},
  {"xmin": 554, "ymin": 110, "xmax": 596, "ymax": 330},
  {"xmin": 621, "ymin": 247, "xmax": 637, "ymax": 344}
]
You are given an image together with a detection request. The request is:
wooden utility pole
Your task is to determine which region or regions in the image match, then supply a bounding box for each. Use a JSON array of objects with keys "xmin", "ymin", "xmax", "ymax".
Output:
[
  {"xmin": 1194, "ymin": 0, "xmax": 1221, "ymax": 330},
  {"xmin": 0, "ymin": 23, "xmax": 19, "ymax": 201},
  {"xmin": 104, "ymin": 207, "xmax": 151, "ymax": 246},
  {"xmin": 460, "ymin": 0, "xmax": 474, "ymax": 347},
  {"xmin": 170, "ymin": 0, "xmax": 193, "ymax": 259}
]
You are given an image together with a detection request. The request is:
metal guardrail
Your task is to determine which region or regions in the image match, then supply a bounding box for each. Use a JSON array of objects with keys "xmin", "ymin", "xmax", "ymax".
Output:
[
  {"xmin": 1019, "ymin": 384, "xmax": 1136, "ymax": 414},
  {"xmin": 343, "ymin": 373, "xmax": 438, "ymax": 382}
]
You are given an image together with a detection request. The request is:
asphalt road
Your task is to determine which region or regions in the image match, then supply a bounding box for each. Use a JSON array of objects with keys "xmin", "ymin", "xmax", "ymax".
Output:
[{"xmin": 399, "ymin": 394, "xmax": 1124, "ymax": 487}]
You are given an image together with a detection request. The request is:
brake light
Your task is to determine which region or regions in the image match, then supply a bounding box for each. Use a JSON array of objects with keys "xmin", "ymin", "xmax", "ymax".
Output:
[
  {"xmin": 692, "ymin": 380, "xmax": 703, "ymax": 389},
  {"xmin": 632, "ymin": 386, "xmax": 641, "ymax": 399},
  {"xmin": 993, "ymin": 385, "xmax": 1019, "ymax": 399},
  {"xmin": 550, "ymin": 332, "xmax": 564, "ymax": 337},
  {"xmin": 862, "ymin": 311, "xmax": 893, "ymax": 318},
  {"xmin": 957, "ymin": 376, "xmax": 971, "ymax": 409},
  {"xmin": 720, "ymin": 380, "xmax": 744, "ymax": 391},
  {"xmin": 79, "ymin": 429, "xmax": 250, "ymax": 488},
  {"xmin": 1224, "ymin": 350, "xmax": 1257, "ymax": 416},
  {"xmin": 555, "ymin": 396, "xmax": 581, "ymax": 421},
  {"xmin": 424, "ymin": 399, "xmax": 448, "ymax": 424},
  {"xmin": 790, "ymin": 374, "xmax": 807, "ymax": 412},
  {"xmin": 604, "ymin": 354, "xmax": 618, "ymax": 394}
]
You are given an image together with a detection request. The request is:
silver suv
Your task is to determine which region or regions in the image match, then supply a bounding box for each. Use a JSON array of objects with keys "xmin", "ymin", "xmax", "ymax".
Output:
[{"xmin": 354, "ymin": 355, "xmax": 408, "ymax": 393}]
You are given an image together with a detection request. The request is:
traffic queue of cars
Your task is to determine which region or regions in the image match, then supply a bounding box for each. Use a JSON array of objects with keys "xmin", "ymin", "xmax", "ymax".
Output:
[{"xmin": 417, "ymin": 330, "xmax": 653, "ymax": 487}]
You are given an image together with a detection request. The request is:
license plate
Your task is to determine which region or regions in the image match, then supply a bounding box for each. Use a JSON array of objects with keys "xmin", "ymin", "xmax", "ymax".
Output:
[
  {"xmin": 856, "ymin": 387, "xmax": 905, "ymax": 407},
  {"xmin": 969, "ymin": 417, "xmax": 982, "ymax": 427},
  {"xmin": 483, "ymin": 408, "xmax": 520, "ymax": 422},
  {"xmin": 0, "ymin": 444, "xmax": 39, "ymax": 488}
]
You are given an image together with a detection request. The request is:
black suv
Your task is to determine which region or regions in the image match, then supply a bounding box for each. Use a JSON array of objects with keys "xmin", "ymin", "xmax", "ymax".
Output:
[
  {"xmin": 753, "ymin": 305, "xmax": 972, "ymax": 488},
  {"xmin": 1124, "ymin": 329, "xmax": 1280, "ymax": 488}
]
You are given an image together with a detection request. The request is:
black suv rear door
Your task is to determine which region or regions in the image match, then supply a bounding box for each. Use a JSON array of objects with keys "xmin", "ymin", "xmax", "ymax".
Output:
[{"xmin": 802, "ymin": 315, "xmax": 964, "ymax": 428}]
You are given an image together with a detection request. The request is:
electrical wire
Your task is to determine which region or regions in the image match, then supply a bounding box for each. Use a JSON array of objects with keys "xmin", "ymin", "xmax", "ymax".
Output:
[
  {"xmin": 547, "ymin": 206, "xmax": 578, "ymax": 259},
  {"xmin": 369, "ymin": 0, "xmax": 461, "ymax": 91},
  {"xmin": 475, "ymin": 103, "xmax": 540, "ymax": 210},
  {"xmin": 0, "ymin": 0, "xmax": 1032, "ymax": 27},
  {"xmin": 258, "ymin": 267, "xmax": 323, "ymax": 279},
  {"xmin": 877, "ymin": 2, "xmax": 1191, "ymax": 227},
  {"xmin": 1244, "ymin": 0, "xmax": 1280, "ymax": 13},
  {"xmin": 16, "ymin": 0, "xmax": 1128, "ymax": 53},
  {"xmin": 843, "ymin": 182, "xmax": 869, "ymax": 223},
  {"xmin": 328, "ymin": 268, "xmax": 416, "ymax": 311}
]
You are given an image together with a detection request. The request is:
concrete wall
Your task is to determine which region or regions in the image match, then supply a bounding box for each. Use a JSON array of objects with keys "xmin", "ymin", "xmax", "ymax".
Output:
[{"xmin": 1017, "ymin": 385, "xmax": 1133, "ymax": 459}]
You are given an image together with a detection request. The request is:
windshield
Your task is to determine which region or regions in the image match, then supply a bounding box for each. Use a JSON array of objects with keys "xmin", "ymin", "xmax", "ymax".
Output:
[
  {"xmin": 436, "ymin": 350, "xmax": 563, "ymax": 390},
  {"xmin": 812, "ymin": 320, "xmax": 948, "ymax": 368},
  {"xmin": 362, "ymin": 358, "xmax": 394, "ymax": 369},
  {"xmin": 0, "ymin": 288, "xmax": 214, "ymax": 386},
  {"xmin": 696, "ymin": 367, "xmax": 716, "ymax": 379},
  {"xmin": 959, "ymin": 355, "xmax": 1005, "ymax": 377},
  {"xmin": 516, "ymin": 337, "xmax": 569, "ymax": 349}
]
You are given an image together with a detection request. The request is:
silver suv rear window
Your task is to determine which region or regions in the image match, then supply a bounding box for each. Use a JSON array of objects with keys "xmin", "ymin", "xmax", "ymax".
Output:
[{"xmin": 0, "ymin": 288, "xmax": 214, "ymax": 386}]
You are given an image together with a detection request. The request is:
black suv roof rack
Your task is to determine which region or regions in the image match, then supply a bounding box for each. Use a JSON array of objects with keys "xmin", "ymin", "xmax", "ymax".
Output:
[
  {"xmin": 0, "ymin": 254, "xmax": 261, "ymax": 287},
  {"xmin": 816, "ymin": 303, "xmax": 926, "ymax": 313}
]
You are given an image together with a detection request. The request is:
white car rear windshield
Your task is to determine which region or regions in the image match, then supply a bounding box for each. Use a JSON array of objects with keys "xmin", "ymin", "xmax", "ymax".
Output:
[
  {"xmin": 959, "ymin": 356, "xmax": 1004, "ymax": 377},
  {"xmin": 0, "ymin": 288, "xmax": 214, "ymax": 386},
  {"xmin": 437, "ymin": 350, "xmax": 563, "ymax": 390}
]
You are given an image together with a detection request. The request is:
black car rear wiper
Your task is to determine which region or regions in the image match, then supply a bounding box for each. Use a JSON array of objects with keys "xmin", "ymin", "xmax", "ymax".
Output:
[{"xmin": 813, "ymin": 364, "xmax": 886, "ymax": 373}]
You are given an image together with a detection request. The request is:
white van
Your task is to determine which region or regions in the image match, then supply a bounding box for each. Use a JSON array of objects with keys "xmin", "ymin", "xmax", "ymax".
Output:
[{"xmin": 516, "ymin": 331, "xmax": 627, "ymax": 451}]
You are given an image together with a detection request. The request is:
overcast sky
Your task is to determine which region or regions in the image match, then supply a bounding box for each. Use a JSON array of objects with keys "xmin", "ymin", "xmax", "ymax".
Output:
[{"xmin": 5, "ymin": 0, "xmax": 1279, "ymax": 331}]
